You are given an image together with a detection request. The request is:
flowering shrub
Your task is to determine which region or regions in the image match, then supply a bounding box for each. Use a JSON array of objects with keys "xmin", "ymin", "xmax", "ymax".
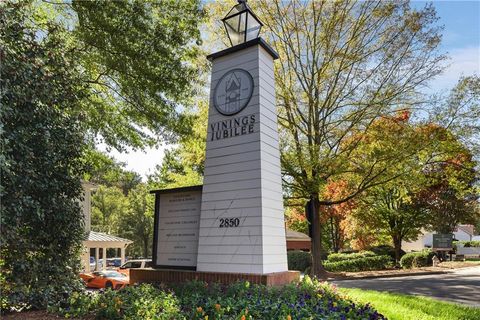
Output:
[{"xmin": 52, "ymin": 277, "xmax": 385, "ymax": 319}]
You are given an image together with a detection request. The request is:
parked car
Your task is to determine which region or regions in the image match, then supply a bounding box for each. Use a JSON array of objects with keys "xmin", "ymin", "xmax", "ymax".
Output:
[
  {"xmin": 89, "ymin": 257, "xmax": 103, "ymax": 270},
  {"xmin": 107, "ymin": 258, "xmax": 122, "ymax": 268},
  {"xmin": 118, "ymin": 259, "xmax": 152, "ymax": 275},
  {"xmin": 80, "ymin": 271, "xmax": 129, "ymax": 290}
]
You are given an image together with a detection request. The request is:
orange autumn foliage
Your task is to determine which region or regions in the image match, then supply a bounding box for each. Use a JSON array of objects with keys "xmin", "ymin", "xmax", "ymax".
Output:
[{"xmin": 322, "ymin": 180, "xmax": 356, "ymax": 252}]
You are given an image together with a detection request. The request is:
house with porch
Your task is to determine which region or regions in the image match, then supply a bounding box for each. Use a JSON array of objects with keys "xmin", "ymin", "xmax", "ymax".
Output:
[
  {"xmin": 80, "ymin": 182, "xmax": 132, "ymax": 272},
  {"xmin": 402, "ymin": 225, "xmax": 476, "ymax": 252}
]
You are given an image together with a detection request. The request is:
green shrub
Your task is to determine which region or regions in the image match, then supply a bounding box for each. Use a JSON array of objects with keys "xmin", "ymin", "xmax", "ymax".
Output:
[
  {"xmin": 400, "ymin": 250, "xmax": 436, "ymax": 269},
  {"xmin": 1, "ymin": 4, "xmax": 86, "ymax": 311},
  {"xmin": 455, "ymin": 241, "xmax": 480, "ymax": 248},
  {"xmin": 327, "ymin": 251, "xmax": 376, "ymax": 262},
  {"xmin": 48, "ymin": 291, "xmax": 99, "ymax": 318},
  {"xmin": 324, "ymin": 255, "xmax": 392, "ymax": 272},
  {"xmin": 287, "ymin": 250, "xmax": 311, "ymax": 272},
  {"xmin": 52, "ymin": 284, "xmax": 182, "ymax": 319}
]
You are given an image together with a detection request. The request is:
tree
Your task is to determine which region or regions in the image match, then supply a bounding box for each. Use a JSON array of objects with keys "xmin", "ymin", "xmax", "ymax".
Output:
[
  {"xmin": 117, "ymin": 184, "xmax": 154, "ymax": 258},
  {"xmin": 421, "ymin": 183, "xmax": 479, "ymax": 234},
  {"xmin": 23, "ymin": 0, "xmax": 204, "ymax": 151},
  {"xmin": 91, "ymin": 186, "xmax": 128, "ymax": 234},
  {"xmin": 432, "ymin": 75, "xmax": 480, "ymax": 161},
  {"xmin": 250, "ymin": 0, "xmax": 446, "ymax": 275},
  {"xmin": 82, "ymin": 149, "xmax": 142, "ymax": 195},
  {"xmin": 354, "ymin": 119, "xmax": 478, "ymax": 260},
  {"xmin": 0, "ymin": 3, "xmax": 85, "ymax": 309},
  {"xmin": 149, "ymin": 100, "xmax": 208, "ymax": 188},
  {"xmin": 416, "ymin": 149, "xmax": 479, "ymax": 234},
  {"xmin": 358, "ymin": 186, "xmax": 430, "ymax": 262},
  {"xmin": 200, "ymin": 0, "xmax": 446, "ymax": 275}
]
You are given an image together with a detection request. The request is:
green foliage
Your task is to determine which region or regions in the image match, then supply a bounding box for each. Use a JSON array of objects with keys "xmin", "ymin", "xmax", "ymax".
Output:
[
  {"xmin": 72, "ymin": 0, "xmax": 204, "ymax": 149},
  {"xmin": 53, "ymin": 279, "xmax": 386, "ymax": 319},
  {"xmin": 117, "ymin": 184, "xmax": 154, "ymax": 258},
  {"xmin": 51, "ymin": 285, "xmax": 181, "ymax": 319},
  {"xmin": 454, "ymin": 241, "xmax": 480, "ymax": 248},
  {"xmin": 89, "ymin": 183, "xmax": 154, "ymax": 258},
  {"xmin": 149, "ymin": 100, "xmax": 208, "ymax": 189},
  {"xmin": 17, "ymin": 0, "xmax": 203, "ymax": 152},
  {"xmin": 327, "ymin": 251, "xmax": 376, "ymax": 263},
  {"xmin": 369, "ymin": 245, "xmax": 406, "ymax": 261},
  {"xmin": 287, "ymin": 250, "xmax": 311, "ymax": 272},
  {"xmin": 82, "ymin": 149, "xmax": 142, "ymax": 196},
  {"xmin": 324, "ymin": 255, "xmax": 393, "ymax": 273},
  {"xmin": 98, "ymin": 285, "xmax": 180, "ymax": 320},
  {"xmin": 48, "ymin": 291, "xmax": 99, "ymax": 318},
  {"xmin": 357, "ymin": 184, "xmax": 431, "ymax": 262},
  {"xmin": 0, "ymin": 2, "xmax": 85, "ymax": 310},
  {"xmin": 400, "ymin": 250, "xmax": 436, "ymax": 269},
  {"xmin": 91, "ymin": 186, "xmax": 128, "ymax": 234}
]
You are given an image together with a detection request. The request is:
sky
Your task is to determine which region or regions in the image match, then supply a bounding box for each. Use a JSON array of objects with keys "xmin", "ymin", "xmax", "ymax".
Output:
[{"xmin": 99, "ymin": 0, "xmax": 480, "ymax": 180}]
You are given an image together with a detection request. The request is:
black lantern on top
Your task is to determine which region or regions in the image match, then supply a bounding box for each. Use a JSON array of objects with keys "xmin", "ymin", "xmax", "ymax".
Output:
[{"xmin": 222, "ymin": 0, "xmax": 263, "ymax": 47}]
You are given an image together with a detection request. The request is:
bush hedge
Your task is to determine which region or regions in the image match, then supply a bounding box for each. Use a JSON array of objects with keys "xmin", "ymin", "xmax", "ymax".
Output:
[
  {"xmin": 455, "ymin": 241, "xmax": 480, "ymax": 248},
  {"xmin": 369, "ymin": 245, "xmax": 405, "ymax": 260},
  {"xmin": 287, "ymin": 250, "xmax": 311, "ymax": 272},
  {"xmin": 323, "ymin": 255, "xmax": 392, "ymax": 272},
  {"xmin": 400, "ymin": 250, "xmax": 436, "ymax": 269},
  {"xmin": 327, "ymin": 251, "xmax": 376, "ymax": 262},
  {"xmin": 50, "ymin": 278, "xmax": 386, "ymax": 320}
]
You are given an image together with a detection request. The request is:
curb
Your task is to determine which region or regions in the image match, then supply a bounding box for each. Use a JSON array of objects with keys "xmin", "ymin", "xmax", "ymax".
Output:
[{"xmin": 329, "ymin": 270, "xmax": 451, "ymax": 281}]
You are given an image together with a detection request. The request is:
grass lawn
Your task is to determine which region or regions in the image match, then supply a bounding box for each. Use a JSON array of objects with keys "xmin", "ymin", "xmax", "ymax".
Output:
[{"xmin": 339, "ymin": 288, "xmax": 480, "ymax": 320}]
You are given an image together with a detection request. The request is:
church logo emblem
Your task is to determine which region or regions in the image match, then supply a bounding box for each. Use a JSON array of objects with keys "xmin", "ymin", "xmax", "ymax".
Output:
[{"xmin": 213, "ymin": 69, "xmax": 254, "ymax": 116}]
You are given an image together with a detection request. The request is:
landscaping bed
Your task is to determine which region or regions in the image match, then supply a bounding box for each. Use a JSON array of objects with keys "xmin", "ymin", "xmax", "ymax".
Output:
[{"xmin": 6, "ymin": 278, "xmax": 386, "ymax": 320}]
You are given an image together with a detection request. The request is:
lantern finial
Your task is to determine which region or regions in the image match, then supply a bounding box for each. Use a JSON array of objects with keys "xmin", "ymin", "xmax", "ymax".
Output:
[{"xmin": 222, "ymin": 0, "xmax": 263, "ymax": 47}]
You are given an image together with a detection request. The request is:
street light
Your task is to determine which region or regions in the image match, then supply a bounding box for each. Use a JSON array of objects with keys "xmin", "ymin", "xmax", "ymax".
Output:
[{"xmin": 222, "ymin": 0, "xmax": 263, "ymax": 47}]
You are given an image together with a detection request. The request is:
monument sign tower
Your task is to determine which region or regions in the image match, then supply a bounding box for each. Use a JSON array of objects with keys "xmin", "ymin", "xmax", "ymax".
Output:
[
  {"xmin": 197, "ymin": 0, "xmax": 287, "ymax": 275},
  {"xmin": 135, "ymin": 0, "xmax": 298, "ymax": 285}
]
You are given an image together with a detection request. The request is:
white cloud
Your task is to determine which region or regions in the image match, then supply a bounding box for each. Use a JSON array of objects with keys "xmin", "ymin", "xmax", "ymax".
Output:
[
  {"xmin": 97, "ymin": 143, "xmax": 172, "ymax": 180},
  {"xmin": 428, "ymin": 46, "xmax": 480, "ymax": 92}
]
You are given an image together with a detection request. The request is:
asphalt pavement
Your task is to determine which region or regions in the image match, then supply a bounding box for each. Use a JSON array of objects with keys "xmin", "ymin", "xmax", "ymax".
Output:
[{"xmin": 333, "ymin": 266, "xmax": 480, "ymax": 307}]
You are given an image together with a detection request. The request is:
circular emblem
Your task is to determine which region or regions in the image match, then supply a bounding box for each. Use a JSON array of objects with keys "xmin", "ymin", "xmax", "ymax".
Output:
[{"xmin": 213, "ymin": 68, "xmax": 254, "ymax": 116}]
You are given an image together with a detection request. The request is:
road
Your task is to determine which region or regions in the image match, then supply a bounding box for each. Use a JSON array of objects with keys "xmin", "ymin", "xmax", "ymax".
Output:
[{"xmin": 333, "ymin": 266, "xmax": 480, "ymax": 307}]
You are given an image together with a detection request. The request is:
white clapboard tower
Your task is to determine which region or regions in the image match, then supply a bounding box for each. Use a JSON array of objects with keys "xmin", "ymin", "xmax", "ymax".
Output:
[{"xmin": 196, "ymin": 38, "xmax": 288, "ymax": 274}]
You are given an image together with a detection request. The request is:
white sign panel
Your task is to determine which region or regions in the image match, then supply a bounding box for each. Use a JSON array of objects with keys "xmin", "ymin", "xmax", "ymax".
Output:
[{"xmin": 153, "ymin": 187, "xmax": 202, "ymax": 269}]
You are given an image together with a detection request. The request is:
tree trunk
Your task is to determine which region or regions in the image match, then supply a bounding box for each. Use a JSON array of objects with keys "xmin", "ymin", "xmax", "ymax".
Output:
[
  {"xmin": 143, "ymin": 237, "xmax": 149, "ymax": 258},
  {"xmin": 310, "ymin": 195, "xmax": 329, "ymax": 278},
  {"xmin": 393, "ymin": 235, "xmax": 403, "ymax": 264},
  {"xmin": 330, "ymin": 217, "xmax": 339, "ymax": 253}
]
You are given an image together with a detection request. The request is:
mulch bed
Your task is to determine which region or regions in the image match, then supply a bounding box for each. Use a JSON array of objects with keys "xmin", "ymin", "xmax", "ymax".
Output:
[{"xmin": 1, "ymin": 311, "xmax": 91, "ymax": 320}]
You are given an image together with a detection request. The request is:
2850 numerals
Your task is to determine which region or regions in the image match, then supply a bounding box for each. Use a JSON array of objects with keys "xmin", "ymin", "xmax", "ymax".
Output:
[{"xmin": 219, "ymin": 218, "xmax": 240, "ymax": 228}]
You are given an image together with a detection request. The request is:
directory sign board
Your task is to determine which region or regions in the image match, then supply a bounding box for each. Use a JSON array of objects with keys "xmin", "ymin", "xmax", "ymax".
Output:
[
  {"xmin": 152, "ymin": 186, "xmax": 202, "ymax": 270},
  {"xmin": 433, "ymin": 234, "xmax": 453, "ymax": 250}
]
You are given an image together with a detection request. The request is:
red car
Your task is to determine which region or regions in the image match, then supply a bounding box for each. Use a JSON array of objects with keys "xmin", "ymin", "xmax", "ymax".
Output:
[{"xmin": 80, "ymin": 271, "xmax": 129, "ymax": 290}]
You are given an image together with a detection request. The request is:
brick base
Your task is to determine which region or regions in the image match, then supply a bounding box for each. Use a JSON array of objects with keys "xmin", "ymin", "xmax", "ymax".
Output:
[{"xmin": 130, "ymin": 269, "xmax": 300, "ymax": 286}]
